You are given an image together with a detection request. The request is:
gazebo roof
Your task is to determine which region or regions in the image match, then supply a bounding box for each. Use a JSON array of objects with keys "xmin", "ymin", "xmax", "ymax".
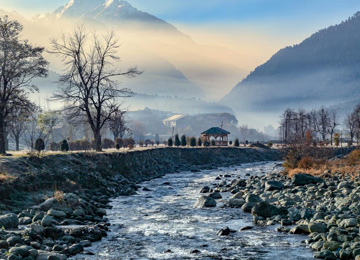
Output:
[{"xmin": 201, "ymin": 127, "xmax": 230, "ymax": 135}]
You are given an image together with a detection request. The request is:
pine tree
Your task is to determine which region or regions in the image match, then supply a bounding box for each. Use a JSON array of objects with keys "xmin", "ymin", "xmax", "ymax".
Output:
[
  {"xmin": 197, "ymin": 138, "xmax": 202, "ymax": 147},
  {"xmin": 190, "ymin": 137, "xmax": 196, "ymax": 147},
  {"xmin": 181, "ymin": 135, "xmax": 187, "ymax": 146},
  {"xmin": 234, "ymin": 138, "xmax": 240, "ymax": 147},
  {"xmin": 174, "ymin": 134, "xmax": 181, "ymax": 147},
  {"xmin": 168, "ymin": 138, "xmax": 173, "ymax": 147}
]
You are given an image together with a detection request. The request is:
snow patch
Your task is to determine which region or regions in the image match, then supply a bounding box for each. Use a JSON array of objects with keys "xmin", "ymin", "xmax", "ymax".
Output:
[{"xmin": 104, "ymin": 0, "xmax": 114, "ymax": 8}]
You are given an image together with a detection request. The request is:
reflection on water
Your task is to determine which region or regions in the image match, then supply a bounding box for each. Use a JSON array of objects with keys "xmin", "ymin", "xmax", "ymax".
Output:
[{"xmin": 74, "ymin": 162, "xmax": 313, "ymax": 260}]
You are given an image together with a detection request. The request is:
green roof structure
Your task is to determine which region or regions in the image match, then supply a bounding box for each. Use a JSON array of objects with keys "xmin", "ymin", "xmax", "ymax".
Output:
[{"xmin": 201, "ymin": 127, "xmax": 230, "ymax": 135}]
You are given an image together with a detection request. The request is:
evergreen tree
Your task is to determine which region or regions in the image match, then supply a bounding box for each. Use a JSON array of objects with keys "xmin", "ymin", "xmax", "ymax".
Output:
[
  {"xmin": 234, "ymin": 138, "xmax": 240, "ymax": 147},
  {"xmin": 197, "ymin": 138, "xmax": 202, "ymax": 147},
  {"xmin": 174, "ymin": 134, "xmax": 181, "ymax": 147},
  {"xmin": 181, "ymin": 134, "xmax": 187, "ymax": 146},
  {"xmin": 61, "ymin": 140, "xmax": 69, "ymax": 152},
  {"xmin": 190, "ymin": 137, "xmax": 196, "ymax": 147},
  {"xmin": 168, "ymin": 138, "xmax": 173, "ymax": 147}
]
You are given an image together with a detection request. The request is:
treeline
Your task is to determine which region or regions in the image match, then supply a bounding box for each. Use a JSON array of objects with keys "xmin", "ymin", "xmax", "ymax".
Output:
[
  {"xmin": 48, "ymin": 138, "xmax": 136, "ymax": 151},
  {"xmin": 280, "ymin": 104, "xmax": 360, "ymax": 146}
]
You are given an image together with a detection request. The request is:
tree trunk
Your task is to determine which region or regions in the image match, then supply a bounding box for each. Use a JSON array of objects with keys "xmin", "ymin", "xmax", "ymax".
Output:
[
  {"xmin": 15, "ymin": 135, "xmax": 20, "ymax": 151},
  {"xmin": 0, "ymin": 117, "xmax": 6, "ymax": 154},
  {"xmin": 95, "ymin": 131, "xmax": 102, "ymax": 152}
]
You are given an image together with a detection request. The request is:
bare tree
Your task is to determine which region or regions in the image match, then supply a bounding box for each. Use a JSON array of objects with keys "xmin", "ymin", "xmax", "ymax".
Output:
[
  {"xmin": 109, "ymin": 110, "xmax": 129, "ymax": 140},
  {"xmin": 328, "ymin": 110, "xmax": 339, "ymax": 146},
  {"xmin": 0, "ymin": 16, "xmax": 48, "ymax": 154},
  {"xmin": 50, "ymin": 27, "xmax": 141, "ymax": 151},
  {"xmin": 8, "ymin": 98, "xmax": 35, "ymax": 151},
  {"xmin": 345, "ymin": 112, "xmax": 358, "ymax": 144},
  {"xmin": 315, "ymin": 107, "xmax": 330, "ymax": 142},
  {"xmin": 239, "ymin": 124, "xmax": 249, "ymax": 143}
]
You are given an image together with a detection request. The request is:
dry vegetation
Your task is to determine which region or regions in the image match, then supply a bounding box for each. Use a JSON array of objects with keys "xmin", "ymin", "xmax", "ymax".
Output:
[{"xmin": 285, "ymin": 148, "xmax": 360, "ymax": 180}]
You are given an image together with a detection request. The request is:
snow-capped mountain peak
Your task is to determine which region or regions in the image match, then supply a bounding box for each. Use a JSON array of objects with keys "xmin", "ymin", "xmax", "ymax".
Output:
[{"xmin": 52, "ymin": 0, "xmax": 178, "ymax": 33}]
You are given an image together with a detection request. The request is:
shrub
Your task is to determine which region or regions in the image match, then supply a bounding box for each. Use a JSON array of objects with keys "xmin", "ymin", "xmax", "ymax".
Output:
[
  {"xmin": 102, "ymin": 138, "xmax": 114, "ymax": 149},
  {"xmin": 347, "ymin": 149, "xmax": 360, "ymax": 165},
  {"xmin": 69, "ymin": 139, "xmax": 91, "ymax": 151},
  {"xmin": 211, "ymin": 140, "xmax": 216, "ymax": 146},
  {"xmin": 125, "ymin": 138, "xmax": 135, "ymax": 149},
  {"xmin": 197, "ymin": 138, "xmax": 202, "ymax": 147},
  {"xmin": 115, "ymin": 138, "xmax": 124, "ymax": 148},
  {"xmin": 190, "ymin": 137, "xmax": 196, "ymax": 147},
  {"xmin": 49, "ymin": 142, "xmax": 59, "ymax": 151},
  {"xmin": 116, "ymin": 143, "xmax": 120, "ymax": 150},
  {"xmin": 267, "ymin": 142, "xmax": 273, "ymax": 148},
  {"xmin": 139, "ymin": 140, "xmax": 144, "ymax": 147},
  {"xmin": 168, "ymin": 138, "xmax": 173, "ymax": 147},
  {"xmin": 174, "ymin": 134, "xmax": 181, "ymax": 147},
  {"xmin": 144, "ymin": 139, "xmax": 153, "ymax": 147},
  {"xmin": 229, "ymin": 141, "xmax": 233, "ymax": 145},
  {"xmin": 203, "ymin": 140, "xmax": 210, "ymax": 147},
  {"xmin": 35, "ymin": 138, "xmax": 45, "ymax": 153},
  {"xmin": 181, "ymin": 135, "xmax": 187, "ymax": 147},
  {"xmin": 61, "ymin": 140, "xmax": 69, "ymax": 152},
  {"xmin": 297, "ymin": 156, "xmax": 315, "ymax": 169},
  {"xmin": 234, "ymin": 138, "xmax": 240, "ymax": 147}
]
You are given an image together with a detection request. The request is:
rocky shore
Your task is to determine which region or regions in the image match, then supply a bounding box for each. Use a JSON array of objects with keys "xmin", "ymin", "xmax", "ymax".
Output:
[
  {"xmin": 0, "ymin": 147, "xmax": 282, "ymax": 260},
  {"xmin": 195, "ymin": 166, "xmax": 360, "ymax": 260}
]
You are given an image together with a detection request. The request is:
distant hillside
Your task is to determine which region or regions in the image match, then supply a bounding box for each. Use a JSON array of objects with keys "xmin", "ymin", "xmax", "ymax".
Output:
[{"xmin": 222, "ymin": 12, "xmax": 360, "ymax": 118}]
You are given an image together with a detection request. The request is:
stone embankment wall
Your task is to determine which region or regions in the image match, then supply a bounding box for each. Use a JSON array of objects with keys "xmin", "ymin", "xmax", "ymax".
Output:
[{"xmin": 0, "ymin": 148, "xmax": 283, "ymax": 212}]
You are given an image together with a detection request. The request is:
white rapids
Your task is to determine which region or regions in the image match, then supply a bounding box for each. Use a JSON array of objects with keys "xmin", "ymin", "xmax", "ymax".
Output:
[{"xmin": 74, "ymin": 161, "xmax": 313, "ymax": 260}]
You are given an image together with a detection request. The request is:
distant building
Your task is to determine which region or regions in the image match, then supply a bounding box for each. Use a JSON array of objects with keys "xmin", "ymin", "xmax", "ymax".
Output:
[
  {"xmin": 201, "ymin": 127, "xmax": 230, "ymax": 146},
  {"xmin": 163, "ymin": 115, "xmax": 187, "ymax": 128}
]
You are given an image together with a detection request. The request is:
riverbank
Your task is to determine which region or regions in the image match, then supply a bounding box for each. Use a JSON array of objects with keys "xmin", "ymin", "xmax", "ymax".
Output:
[
  {"xmin": 0, "ymin": 147, "xmax": 282, "ymax": 259},
  {"xmin": 194, "ymin": 163, "xmax": 360, "ymax": 259}
]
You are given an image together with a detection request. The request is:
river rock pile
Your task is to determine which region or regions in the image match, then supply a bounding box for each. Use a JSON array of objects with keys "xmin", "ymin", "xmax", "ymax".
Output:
[
  {"xmin": 0, "ymin": 191, "xmax": 110, "ymax": 260},
  {"xmin": 196, "ymin": 170, "xmax": 360, "ymax": 260}
]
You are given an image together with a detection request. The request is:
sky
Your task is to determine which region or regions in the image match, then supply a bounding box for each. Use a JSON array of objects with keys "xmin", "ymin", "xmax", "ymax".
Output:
[
  {"xmin": 3, "ymin": 0, "xmax": 360, "ymax": 51},
  {"xmin": 2, "ymin": 0, "xmax": 360, "ymax": 27}
]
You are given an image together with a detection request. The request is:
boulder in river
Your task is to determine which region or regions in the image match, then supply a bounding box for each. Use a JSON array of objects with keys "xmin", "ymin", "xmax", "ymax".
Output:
[
  {"xmin": 209, "ymin": 192, "xmax": 222, "ymax": 199},
  {"xmin": 226, "ymin": 198, "xmax": 245, "ymax": 208},
  {"xmin": 193, "ymin": 196, "xmax": 216, "ymax": 208},
  {"xmin": 217, "ymin": 227, "xmax": 232, "ymax": 236},
  {"xmin": 245, "ymin": 194, "xmax": 262, "ymax": 203},
  {"xmin": 292, "ymin": 173, "xmax": 324, "ymax": 186},
  {"xmin": 199, "ymin": 186, "xmax": 211, "ymax": 193},
  {"xmin": 265, "ymin": 181, "xmax": 284, "ymax": 191},
  {"xmin": 251, "ymin": 202, "xmax": 279, "ymax": 218}
]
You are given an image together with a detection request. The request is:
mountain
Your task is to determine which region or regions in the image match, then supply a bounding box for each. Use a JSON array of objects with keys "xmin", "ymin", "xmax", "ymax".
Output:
[
  {"xmin": 222, "ymin": 12, "xmax": 360, "ymax": 124},
  {"xmin": 32, "ymin": 0, "xmax": 243, "ymax": 99},
  {"xmin": 53, "ymin": 0, "xmax": 180, "ymax": 33}
]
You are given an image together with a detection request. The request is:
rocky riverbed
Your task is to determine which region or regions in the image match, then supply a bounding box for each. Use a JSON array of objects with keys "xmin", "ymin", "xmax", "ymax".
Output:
[
  {"xmin": 74, "ymin": 161, "xmax": 313, "ymax": 260},
  {"xmin": 193, "ymin": 168, "xmax": 360, "ymax": 260},
  {"xmin": 0, "ymin": 148, "xmax": 283, "ymax": 259}
]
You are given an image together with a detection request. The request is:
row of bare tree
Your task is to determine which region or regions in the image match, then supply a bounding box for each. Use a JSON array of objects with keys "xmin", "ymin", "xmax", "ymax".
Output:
[
  {"xmin": 0, "ymin": 16, "xmax": 140, "ymax": 154},
  {"xmin": 280, "ymin": 105, "xmax": 360, "ymax": 145}
]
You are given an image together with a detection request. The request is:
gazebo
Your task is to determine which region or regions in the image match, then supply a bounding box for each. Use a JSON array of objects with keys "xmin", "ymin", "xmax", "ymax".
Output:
[{"xmin": 201, "ymin": 127, "xmax": 230, "ymax": 146}]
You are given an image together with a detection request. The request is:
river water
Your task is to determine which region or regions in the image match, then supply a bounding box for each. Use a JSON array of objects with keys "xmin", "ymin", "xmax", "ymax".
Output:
[{"xmin": 75, "ymin": 161, "xmax": 313, "ymax": 260}]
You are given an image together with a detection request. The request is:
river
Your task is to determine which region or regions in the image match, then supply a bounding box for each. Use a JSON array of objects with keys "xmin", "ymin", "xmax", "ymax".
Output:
[{"xmin": 74, "ymin": 161, "xmax": 313, "ymax": 260}]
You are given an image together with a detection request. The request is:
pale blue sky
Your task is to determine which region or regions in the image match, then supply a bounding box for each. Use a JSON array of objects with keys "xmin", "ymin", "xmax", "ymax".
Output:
[
  {"xmin": 2, "ymin": 0, "xmax": 360, "ymax": 27},
  {"xmin": 3, "ymin": 0, "xmax": 360, "ymax": 51}
]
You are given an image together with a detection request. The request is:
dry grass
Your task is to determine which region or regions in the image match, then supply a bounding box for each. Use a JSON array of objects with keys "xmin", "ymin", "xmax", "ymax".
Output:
[
  {"xmin": 287, "ymin": 149, "xmax": 360, "ymax": 180},
  {"xmin": 0, "ymin": 172, "xmax": 15, "ymax": 183},
  {"xmin": 54, "ymin": 190, "xmax": 65, "ymax": 204}
]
